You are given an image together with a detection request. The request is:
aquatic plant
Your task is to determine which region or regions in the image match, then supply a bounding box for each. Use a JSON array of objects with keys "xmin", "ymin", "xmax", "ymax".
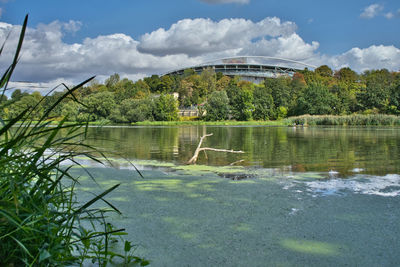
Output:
[
  {"xmin": 286, "ymin": 114, "xmax": 400, "ymax": 126},
  {"xmin": 0, "ymin": 15, "xmax": 148, "ymax": 266}
]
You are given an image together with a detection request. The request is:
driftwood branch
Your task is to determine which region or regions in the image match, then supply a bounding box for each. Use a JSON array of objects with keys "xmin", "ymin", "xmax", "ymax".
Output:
[{"xmin": 187, "ymin": 133, "xmax": 244, "ymax": 164}]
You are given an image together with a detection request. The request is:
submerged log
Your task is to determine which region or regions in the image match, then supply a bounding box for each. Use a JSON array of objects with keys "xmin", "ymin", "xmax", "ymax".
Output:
[{"xmin": 187, "ymin": 133, "xmax": 244, "ymax": 164}]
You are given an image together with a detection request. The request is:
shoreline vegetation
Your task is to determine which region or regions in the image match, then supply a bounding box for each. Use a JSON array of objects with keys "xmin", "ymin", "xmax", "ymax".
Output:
[
  {"xmin": 16, "ymin": 114, "xmax": 400, "ymax": 127},
  {"xmin": 2, "ymin": 51, "xmax": 400, "ymax": 128},
  {"xmin": 20, "ymin": 114, "xmax": 400, "ymax": 127},
  {"xmin": 132, "ymin": 114, "xmax": 400, "ymax": 126},
  {"xmin": 1, "ymin": 15, "xmax": 148, "ymax": 266}
]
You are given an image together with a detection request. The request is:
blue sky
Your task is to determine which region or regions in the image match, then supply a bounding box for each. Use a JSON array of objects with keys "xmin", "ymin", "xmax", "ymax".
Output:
[{"xmin": 0, "ymin": 0, "xmax": 399, "ymax": 90}]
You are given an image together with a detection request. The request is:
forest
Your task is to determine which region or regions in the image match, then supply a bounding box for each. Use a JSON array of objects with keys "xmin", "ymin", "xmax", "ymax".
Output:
[{"xmin": 2, "ymin": 65, "xmax": 400, "ymax": 123}]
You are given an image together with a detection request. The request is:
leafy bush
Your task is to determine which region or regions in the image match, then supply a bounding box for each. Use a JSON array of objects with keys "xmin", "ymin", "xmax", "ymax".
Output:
[{"xmin": 205, "ymin": 90, "xmax": 230, "ymax": 121}]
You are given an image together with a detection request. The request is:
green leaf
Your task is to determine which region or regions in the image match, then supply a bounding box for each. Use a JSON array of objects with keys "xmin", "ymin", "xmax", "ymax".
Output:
[
  {"xmin": 39, "ymin": 249, "xmax": 51, "ymax": 262},
  {"xmin": 124, "ymin": 240, "xmax": 132, "ymax": 252}
]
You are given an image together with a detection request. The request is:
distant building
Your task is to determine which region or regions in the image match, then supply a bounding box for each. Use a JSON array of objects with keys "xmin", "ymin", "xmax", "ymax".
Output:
[{"xmin": 164, "ymin": 56, "xmax": 316, "ymax": 83}]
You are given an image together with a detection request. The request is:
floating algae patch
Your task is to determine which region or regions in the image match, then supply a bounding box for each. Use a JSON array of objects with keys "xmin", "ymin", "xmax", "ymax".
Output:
[
  {"xmin": 280, "ymin": 239, "xmax": 342, "ymax": 256},
  {"xmin": 133, "ymin": 179, "xmax": 185, "ymax": 192},
  {"xmin": 232, "ymin": 223, "xmax": 253, "ymax": 232},
  {"xmin": 68, "ymin": 165, "xmax": 400, "ymax": 266},
  {"xmin": 174, "ymin": 164, "xmax": 245, "ymax": 175},
  {"xmin": 131, "ymin": 159, "xmax": 177, "ymax": 168}
]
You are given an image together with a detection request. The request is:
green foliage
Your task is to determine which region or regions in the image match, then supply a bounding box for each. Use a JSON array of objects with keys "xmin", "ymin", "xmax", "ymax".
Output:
[
  {"xmin": 252, "ymin": 85, "xmax": 275, "ymax": 120},
  {"xmin": 265, "ymin": 77, "xmax": 292, "ymax": 111},
  {"xmin": 315, "ymin": 65, "xmax": 333, "ymax": 77},
  {"xmin": 81, "ymin": 91, "xmax": 116, "ymax": 121},
  {"xmin": 287, "ymin": 114, "xmax": 400, "ymax": 126},
  {"xmin": 205, "ymin": 90, "xmax": 230, "ymax": 121},
  {"xmin": 296, "ymin": 83, "xmax": 336, "ymax": 115},
  {"xmin": 230, "ymin": 89, "xmax": 254, "ymax": 121},
  {"xmin": 144, "ymin": 74, "xmax": 161, "ymax": 93},
  {"xmin": 154, "ymin": 94, "xmax": 179, "ymax": 121},
  {"xmin": 121, "ymin": 97, "xmax": 155, "ymax": 123},
  {"xmin": 357, "ymin": 69, "xmax": 392, "ymax": 112},
  {"xmin": 105, "ymin": 73, "xmax": 120, "ymax": 90},
  {"xmin": 0, "ymin": 15, "xmax": 147, "ymax": 266},
  {"xmin": 276, "ymin": 106, "xmax": 288, "ymax": 119}
]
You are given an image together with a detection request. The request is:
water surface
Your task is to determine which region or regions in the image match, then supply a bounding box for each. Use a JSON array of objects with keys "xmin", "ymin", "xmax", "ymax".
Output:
[
  {"xmin": 85, "ymin": 125, "xmax": 400, "ymax": 176},
  {"xmin": 74, "ymin": 126, "xmax": 400, "ymax": 266}
]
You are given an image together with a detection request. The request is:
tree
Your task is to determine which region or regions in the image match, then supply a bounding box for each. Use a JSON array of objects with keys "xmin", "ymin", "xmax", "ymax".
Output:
[
  {"xmin": 230, "ymin": 89, "xmax": 254, "ymax": 121},
  {"xmin": 315, "ymin": 65, "xmax": 333, "ymax": 77},
  {"xmin": 8, "ymin": 92, "xmax": 44, "ymax": 119},
  {"xmin": 253, "ymin": 85, "xmax": 275, "ymax": 120},
  {"xmin": 11, "ymin": 89, "xmax": 25, "ymax": 101},
  {"xmin": 60, "ymin": 100, "xmax": 80, "ymax": 121},
  {"xmin": 154, "ymin": 94, "xmax": 179, "ymax": 121},
  {"xmin": 118, "ymin": 97, "xmax": 155, "ymax": 122},
  {"xmin": 205, "ymin": 90, "xmax": 230, "ymax": 121},
  {"xmin": 334, "ymin": 67, "xmax": 358, "ymax": 84},
  {"xmin": 200, "ymin": 67, "xmax": 217, "ymax": 95},
  {"xmin": 357, "ymin": 69, "xmax": 392, "ymax": 111},
  {"xmin": 144, "ymin": 75, "xmax": 161, "ymax": 93},
  {"xmin": 158, "ymin": 75, "xmax": 174, "ymax": 93},
  {"xmin": 265, "ymin": 77, "xmax": 292, "ymax": 109},
  {"xmin": 216, "ymin": 75, "xmax": 231, "ymax": 91},
  {"xmin": 81, "ymin": 91, "xmax": 116, "ymax": 121},
  {"xmin": 105, "ymin": 73, "xmax": 120, "ymax": 90},
  {"xmin": 296, "ymin": 83, "xmax": 336, "ymax": 115}
]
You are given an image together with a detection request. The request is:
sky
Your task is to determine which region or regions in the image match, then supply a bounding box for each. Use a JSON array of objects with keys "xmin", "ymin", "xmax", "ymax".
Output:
[{"xmin": 0, "ymin": 0, "xmax": 399, "ymax": 92}]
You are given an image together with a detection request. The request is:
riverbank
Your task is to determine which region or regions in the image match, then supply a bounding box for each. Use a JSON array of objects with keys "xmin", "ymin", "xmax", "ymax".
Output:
[
  {"xmin": 17, "ymin": 114, "xmax": 400, "ymax": 127},
  {"xmin": 132, "ymin": 114, "xmax": 400, "ymax": 126}
]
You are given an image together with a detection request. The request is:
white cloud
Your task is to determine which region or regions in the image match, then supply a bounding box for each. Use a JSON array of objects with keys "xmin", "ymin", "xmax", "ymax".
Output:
[
  {"xmin": 239, "ymin": 33, "xmax": 319, "ymax": 62},
  {"xmin": 360, "ymin": 4, "xmax": 384, "ymax": 19},
  {"xmin": 200, "ymin": 0, "xmax": 249, "ymax": 4},
  {"xmin": 329, "ymin": 45, "xmax": 400, "ymax": 72},
  {"xmin": 384, "ymin": 12, "xmax": 394, "ymax": 19},
  {"xmin": 0, "ymin": 16, "xmax": 399, "ymax": 94},
  {"xmin": 0, "ymin": 20, "xmax": 200, "ymax": 91},
  {"xmin": 138, "ymin": 17, "xmax": 296, "ymax": 56}
]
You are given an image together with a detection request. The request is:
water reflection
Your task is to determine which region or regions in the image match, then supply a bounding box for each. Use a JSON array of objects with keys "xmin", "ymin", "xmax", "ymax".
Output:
[{"xmin": 84, "ymin": 126, "xmax": 400, "ymax": 176}]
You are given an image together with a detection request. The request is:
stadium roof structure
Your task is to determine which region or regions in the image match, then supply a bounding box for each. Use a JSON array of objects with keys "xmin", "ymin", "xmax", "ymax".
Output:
[{"xmin": 164, "ymin": 56, "xmax": 316, "ymax": 83}]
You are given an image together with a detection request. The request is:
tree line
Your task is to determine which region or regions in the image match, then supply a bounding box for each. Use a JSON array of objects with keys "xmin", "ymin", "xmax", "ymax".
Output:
[{"xmin": 1, "ymin": 65, "xmax": 400, "ymax": 122}]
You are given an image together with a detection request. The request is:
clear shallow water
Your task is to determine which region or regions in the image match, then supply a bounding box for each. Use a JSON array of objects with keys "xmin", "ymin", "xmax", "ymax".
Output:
[
  {"xmin": 72, "ymin": 126, "xmax": 400, "ymax": 266},
  {"xmin": 85, "ymin": 125, "xmax": 400, "ymax": 176}
]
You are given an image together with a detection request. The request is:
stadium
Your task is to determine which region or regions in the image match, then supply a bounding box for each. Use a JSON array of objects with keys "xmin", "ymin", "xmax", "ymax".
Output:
[{"xmin": 164, "ymin": 56, "xmax": 316, "ymax": 83}]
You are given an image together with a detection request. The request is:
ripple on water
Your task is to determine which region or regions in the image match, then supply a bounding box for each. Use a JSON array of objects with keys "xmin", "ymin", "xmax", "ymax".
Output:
[{"xmin": 304, "ymin": 174, "xmax": 400, "ymax": 197}]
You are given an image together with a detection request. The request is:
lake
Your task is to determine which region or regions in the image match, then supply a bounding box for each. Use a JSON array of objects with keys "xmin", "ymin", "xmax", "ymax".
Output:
[{"xmin": 74, "ymin": 126, "xmax": 400, "ymax": 266}]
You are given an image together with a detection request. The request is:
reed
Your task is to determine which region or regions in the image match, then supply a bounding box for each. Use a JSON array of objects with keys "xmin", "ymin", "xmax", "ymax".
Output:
[
  {"xmin": 286, "ymin": 114, "xmax": 400, "ymax": 126},
  {"xmin": 0, "ymin": 15, "xmax": 148, "ymax": 266},
  {"xmin": 132, "ymin": 120, "xmax": 286, "ymax": 126}
]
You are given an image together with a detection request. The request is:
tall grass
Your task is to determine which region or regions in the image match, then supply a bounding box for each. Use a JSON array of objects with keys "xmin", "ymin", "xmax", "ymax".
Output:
[
  {"xmin": 0, "ymin": 15, "xmax": 148, "ymax": 266},
  {"xmin": 132, "ymin": 120, "xmax": 286, "ymax": 126},
  {"xmin": 286, "ymin": 114, "xmax": 400, "ymax": 126}
]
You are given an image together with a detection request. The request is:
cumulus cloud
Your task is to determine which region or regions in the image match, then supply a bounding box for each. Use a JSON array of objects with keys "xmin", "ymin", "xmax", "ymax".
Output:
[
  {"xmin": 138, "ymin": 17, "xmax": 296, "ymax": 56},
  {"xmin": 200, "ymin": 0, "xmax": 249, "ymax": 4},
  {"xmin": 239, "ymin": 33, "xmax": 319, "ymax": 61},
  {"xmin": 384, "ymin": 12, "xmax": 394, "ymax": 19},
  {"xmin": 0, "ymin": 20, "xmax": 200, "ymax": 90},
  {"xmin": 0, "ymin": 16, "xmax": 399, "ymax": 93},
  {"xmin": 360, "ymin": 4, "xmax": 384, "ymax": 19},
  {"xmin": 330, "ymin": 45, "xmax": 400, "ymax": 72}
]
